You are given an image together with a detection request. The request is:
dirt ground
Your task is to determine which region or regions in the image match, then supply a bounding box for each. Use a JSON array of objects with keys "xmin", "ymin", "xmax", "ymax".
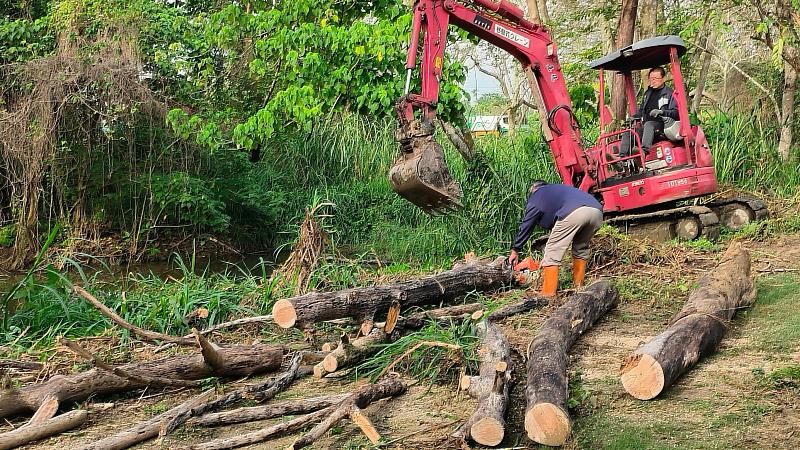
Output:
[{"xmin": 4, "ymin": 234, "xmax": 800, "ymax": 449}]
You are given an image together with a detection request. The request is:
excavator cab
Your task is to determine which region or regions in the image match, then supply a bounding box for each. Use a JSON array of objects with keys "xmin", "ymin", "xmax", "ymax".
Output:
[{"xmin": 586, "ymin": 36, "xmax": 718, "ymax": 214}]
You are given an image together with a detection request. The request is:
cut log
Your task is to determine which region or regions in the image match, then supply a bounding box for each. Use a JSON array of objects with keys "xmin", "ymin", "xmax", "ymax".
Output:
[
  {"xmin": 78, "ymin": 390, "xmax": 216, "ymax": 450},
  {"xmin": 191, "ymin": 393, "xmax": 350, "ymax": 427},
  {"xmin": 0, "ymin": 343, "xmax": 285, "ymax": 419},
  {"xmin": 525, "ymin": 280, "xmax": 618, "ymax": 446},
  {"xmin": 315, "ymin": 329, "xmax": 389, "ymax": 378},
  {"xmin": 453, "ymin": 321, "xmax": 513, "ymax": 447},
  {"xmin": 0, "ymin": 360, "xmax": 43, "ymax": 371},
  {"xmin": 287, "ymin": 378, "xmax": 407, "ymax": 449},
  {"xmin": 0, "ymin": 409, "xmax": 88, "ymax": 450},
  {"xmin": 272, "ymin": 258, "xmax": 511, "ymax": 329},
  {"xmin": 620, "ymin": 243, "xmax": 756, "ymax": 400}
]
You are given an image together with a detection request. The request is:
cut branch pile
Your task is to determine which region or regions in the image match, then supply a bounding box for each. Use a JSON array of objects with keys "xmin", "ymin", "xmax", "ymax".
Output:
[{"xmin": 620, "ymin": 243, "xmax": 756, "ymax": 400}]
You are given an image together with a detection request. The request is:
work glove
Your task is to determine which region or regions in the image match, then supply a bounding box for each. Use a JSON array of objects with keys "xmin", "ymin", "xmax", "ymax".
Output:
[{"xmin": 649, "ymin": 108, "xmax": 663, "ymax": 118}]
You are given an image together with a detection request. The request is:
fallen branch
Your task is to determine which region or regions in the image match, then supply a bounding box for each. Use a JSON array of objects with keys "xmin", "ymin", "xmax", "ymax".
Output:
[
  {"xmin": 0, "ymin": 409, "xmax": 87, "ymax": 450},
  {"xmin": 487, "ymin": 295, "xmax": 550, "ymax": 322},
  {"xmin": 0, "ymin": 343, "xmax": 284, "ymax": 419},
  {"xmin": 620, "ymin": 243, "xmax": 756, "ymax": 400},
  {"xmin": 288, "ymin": 378, "xmax": 408, "ymax": 449},
  {"xmin": 161, "ymin": 350, "xmax": 318, "ymax": 437},
  {"xmin": 78, "ymin": 390, "xmax": 216, "ymax": 450},
  {"xmin": 190, "ymin": 393, "xmax": 350, "ymax": 427},
  {"xmin": 182, "ymin": 407, "xmax": 332, "ymax": 450},
  {"xmin": 525, "ymin": 280, "xmax": 618, "ymax": 446},
  {"xmin": 61, "ymin": 338, "xmax": 201, "ymax": 388},
  {"xmin": 0, "ymin": 360, "xmax": 42, "ymax": 371},
  {"xmin": 314, "ymin": 329, "xmax": 390, "ymax": 378},
  {"xmin": 74, "ymin": 286, "xmax": 195, "ymax": 346}
]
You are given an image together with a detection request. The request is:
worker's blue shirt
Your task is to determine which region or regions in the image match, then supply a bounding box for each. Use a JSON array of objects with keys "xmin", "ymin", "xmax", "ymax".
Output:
[{"xmin": 511, "ymin": 184, "xmax": 603, "ymax": 251}]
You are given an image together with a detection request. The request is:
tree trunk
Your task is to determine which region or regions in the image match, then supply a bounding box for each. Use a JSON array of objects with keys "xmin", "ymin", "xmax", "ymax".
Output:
[
  {"xmin": 537, "ymin": 0, "xmax": 550, "ymax": 23},
  {"xmin": 453, "ymin": 321, "xmax": 512, "ymax": 447},
  {"xmin": 438, "ymin": 118, "xmax": 476, "ymax": 161},
  {"xmin": 0, "ymin": 410, "xmax": 88, "ymax": 450},
  {"xmin": 611, "ymin": 0, "xmax": 639, "ymax": 120},
  {"xmin": 778, "ymin": 59, "xmax": 797, "ymax": 160},
  {"xmin": 0, "ymin": 344, "xmax": 285, "ymax": 419},
  {"xmin": 314, "ymin": 329, "xmax": 391, "ymax": 378},
  {"xmin": 691, "ymin": 26, "xmax": 718, "ymax": 114},
  {"xmin": 525, "ymin": 0, "xmax": 541, "ymax": 23},
  {"xmin": 272, "ymin": 258, "xmax": 511, "ymax": 329},
  {"xmin": 620, "ymin": 243, "xmax": 756, "ymax": 400},
  {"xmin": 525, "ymin": 280, "xmax": 619, "ymax": 446}
]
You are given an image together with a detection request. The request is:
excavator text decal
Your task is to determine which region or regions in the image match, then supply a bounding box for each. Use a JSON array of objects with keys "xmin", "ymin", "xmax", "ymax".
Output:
[{"xmin": 493, "ymin": 24, "xmax": 530, "ymax": 48}]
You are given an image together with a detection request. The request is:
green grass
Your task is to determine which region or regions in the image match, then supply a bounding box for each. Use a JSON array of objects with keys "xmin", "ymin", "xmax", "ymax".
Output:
[{"xmin": 742, "ymin": 274, "xmax": 800, "ymax": 353}]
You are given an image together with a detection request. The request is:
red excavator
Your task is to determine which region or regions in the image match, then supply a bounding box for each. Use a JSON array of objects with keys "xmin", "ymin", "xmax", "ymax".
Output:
[{"xmin": 390, "ymin": 0, "xmax": 767, "ymax": 239}]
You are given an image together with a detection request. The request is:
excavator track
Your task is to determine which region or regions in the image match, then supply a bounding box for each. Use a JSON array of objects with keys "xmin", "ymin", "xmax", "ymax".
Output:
[
  {"xmin": 705, "ymin": 195, "xmax": 769, "ymax": 231},
  {"xmin": 606, "ymin": 205, "xmax": 721, "ymax": 241}
]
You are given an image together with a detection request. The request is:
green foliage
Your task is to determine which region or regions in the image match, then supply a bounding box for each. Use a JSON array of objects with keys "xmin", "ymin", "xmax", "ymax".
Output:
[
  {"xmin": 0, "ymin": 16, "xmax": 53, "ymax": 62},
  {"xmin": 353, "ymin": 318, "xmax": 479, "ymax": 386},
  {"xmin": 702, "ymin": 111, "xmax": 800, "ymax": 196},
  {"xmin": 0, "ymin": 224, "xmax": 15, "ymax": 247},
  {"xmin": 149, "ymin": 172, "xmax": 230, "ymax": 233},
  {"xmin": 471, "ymin": 93, "xmax": 508, "ymax": 115}
]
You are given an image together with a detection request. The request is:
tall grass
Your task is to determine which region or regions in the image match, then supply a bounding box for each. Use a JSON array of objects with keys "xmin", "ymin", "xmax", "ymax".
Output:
[{"xmin": 702, "ymin": 111, "xmax": 800, "ymax": 196}]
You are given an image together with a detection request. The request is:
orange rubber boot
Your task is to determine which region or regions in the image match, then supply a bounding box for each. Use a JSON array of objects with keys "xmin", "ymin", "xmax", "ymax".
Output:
[
  {"xmin": 572, "ymin": 258, "xmax": 588, "ymax": 287},
  {"xmin": 540, "ymin": 265, "xmax": 559, "ymax": 297}
]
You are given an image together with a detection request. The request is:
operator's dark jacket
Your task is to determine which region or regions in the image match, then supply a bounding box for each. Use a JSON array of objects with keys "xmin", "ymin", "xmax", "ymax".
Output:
[
  {"xmin": 636, "ymin": 84, "xmax": 679, "ymax": 120},
  {"xmin": 511, "ymin": 184, "xmax": 603, "ymax": 251}
]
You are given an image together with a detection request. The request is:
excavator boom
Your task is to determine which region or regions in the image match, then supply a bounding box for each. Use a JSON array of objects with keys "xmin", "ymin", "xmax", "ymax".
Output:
[{"xmin": 391, "ymin": 0, "xmax": 589, "ymax": 213}]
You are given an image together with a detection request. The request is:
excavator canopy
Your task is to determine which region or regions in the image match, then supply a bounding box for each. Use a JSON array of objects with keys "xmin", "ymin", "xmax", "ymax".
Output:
[{"xmin": 588, "ymin": 35, "xmax": 687, "ymax": 72}]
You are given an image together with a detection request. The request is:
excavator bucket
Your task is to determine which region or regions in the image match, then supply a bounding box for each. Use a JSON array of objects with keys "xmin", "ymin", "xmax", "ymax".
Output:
[{"xmin": 390, "ymin": 124, "xmax": 463, "ymax": 214}]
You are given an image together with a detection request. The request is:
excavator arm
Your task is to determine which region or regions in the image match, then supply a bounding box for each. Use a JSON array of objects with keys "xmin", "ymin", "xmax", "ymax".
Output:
[{"xmin": 391, "ymin": 0, "xmax": 597, "ymax": 213}]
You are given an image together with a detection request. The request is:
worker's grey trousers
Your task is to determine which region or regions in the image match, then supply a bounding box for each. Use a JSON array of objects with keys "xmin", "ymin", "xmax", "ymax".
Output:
[{"xmin": 541, "ymin": 206, "xmax": 604, "ymax": 267}]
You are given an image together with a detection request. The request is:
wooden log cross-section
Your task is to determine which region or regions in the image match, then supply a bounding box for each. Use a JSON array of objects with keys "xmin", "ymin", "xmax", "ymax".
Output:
[
  {"xmin": 525, "ymin": 280, "xmax": 618, "ymax": 447},
  {"xmin": 272, "ymin": 258, "xmax": 511, "ymax": 329},
  {"xmin": 620, "ymin": 243, "xmax": 756, "ymax": 400},
  {"xmin": 453, "ymin": 321, "xmax": 513, "ymax": 447},
  {"xmin": 0, "ymin": 343, "xmax": 285, "ymax": 420}
]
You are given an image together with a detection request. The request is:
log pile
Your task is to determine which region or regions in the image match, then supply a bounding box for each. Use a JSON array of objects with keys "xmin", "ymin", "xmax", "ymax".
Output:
[{"xmin": 2, "ymin": 245, "xmax": 756, "ymax": 449}]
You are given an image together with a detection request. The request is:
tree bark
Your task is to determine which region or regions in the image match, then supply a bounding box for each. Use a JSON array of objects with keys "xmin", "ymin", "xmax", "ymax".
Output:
[
  {"xmin": 525, "ymin": 0, "xmax": 541, "ymax": 23},
  {"xmin": 314, "ymin": 329, "xmax": 391, "ymax": 378},
  {"xmin": 287, "ymin": 378, "xmax": 407, "ymax": 449},
  {"xmin": 0, "ymin": 409, "xmax": 88, "ymax": 450},
  {"xmin": 453, "ymin": 321, "xmax": 512, "ymax": 447},
  {"xmin": 611, "ymin": 0, "xmax": 639, "ymax": 120},
  {"xmin": 272, "ymin": 258, "xmax": 511, "ymax": 329},
  {"xmin": 778, "ymin": 58, "xmax": 797, "ymax": 161},
  {"xmin": 191, "ymin": 393, "xmax": 350, "ymax": 427},
  {"xmin": 78, "ymin": 390, "xmax": 216, "ymax": 450},
  {"xmin": 0, "ymin": 344, "xmax": 285, "ymax": 419},
  {"xmin": 438, "ymin": 118, "xmax": 476, "ymax": 161},
  {"xmin": 691, "ymin": 26, "xmax": 718, "ymax": 114},
  {"xmin": 537, "ymin": 0, "xmax": 550, "ymax": 23},
  {"xmin": 620, "ymin": 243, "xmax": 756, "ymax": 400},
  {"xmin": 525, "ymin": 280, "xmax": 619, "ymax": 446}
]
